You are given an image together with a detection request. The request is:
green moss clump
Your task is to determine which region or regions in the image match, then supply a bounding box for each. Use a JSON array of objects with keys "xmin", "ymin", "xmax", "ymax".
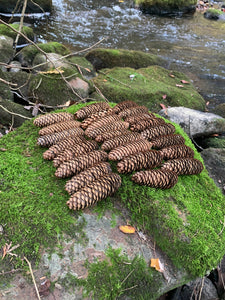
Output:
[
  {"xmin": 0, "ymin": 24, "xmax": 34, "ymax": 45},
  {"xmin": 67, "ymin": 56, "xmax": 96, "ymax": 77},
  {"xmin": 92, "ymin": 66, "xmax": 205, "ymax": 111}
]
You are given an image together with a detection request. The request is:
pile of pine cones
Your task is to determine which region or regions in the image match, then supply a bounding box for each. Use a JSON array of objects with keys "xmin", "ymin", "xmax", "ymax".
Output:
[{"xmin": 34, "ymin": 100, "xmax": 203, "ymax": 210}]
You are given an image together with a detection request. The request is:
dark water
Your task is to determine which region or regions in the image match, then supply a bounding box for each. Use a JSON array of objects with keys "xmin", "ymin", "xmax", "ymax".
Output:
[{"xmin": 33, "ymin": 0, "xmax": 225, "ymax": 108}]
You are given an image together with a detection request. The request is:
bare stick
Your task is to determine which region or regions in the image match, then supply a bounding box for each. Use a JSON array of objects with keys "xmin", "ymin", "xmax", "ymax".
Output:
[
  {"xmin": 14, "ymin": 0, "xmax": 28, "ymax": 52},
  {"xmin": 0, "ymin": 268, "xmax": 23, "ymax": 276},
  {"xmin": 0, "ymin": 105, "xmax": 32, "ymax": 120},
  {"xmin": 24, "ymin": 256, "xmax": 41, "ymax": 300},
  {"xmin": 0, "ymin": 78, "xmax": 18, "ymax": 86}
]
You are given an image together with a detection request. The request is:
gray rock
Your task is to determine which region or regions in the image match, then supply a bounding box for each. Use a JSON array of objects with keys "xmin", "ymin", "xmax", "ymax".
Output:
[
  {"xmin": 158, "ymin": 107, "xmax": 225, "ymax": 137},
  {"xmin": 32, "ymin": 52, "xmax": 71, "ymax": 72},
  {"xmin": 9, "ymin": 61, "xmax": 21, "ymax": 73},
  {"xmin": 0, "ymin": 35, "xmax": 14, "ymax": 64}
]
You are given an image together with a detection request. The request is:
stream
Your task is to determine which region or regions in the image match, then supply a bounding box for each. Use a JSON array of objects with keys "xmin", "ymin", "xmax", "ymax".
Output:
[{"xmin": 32, "ymin": 0, "xmax": 225, "ymax": 108}]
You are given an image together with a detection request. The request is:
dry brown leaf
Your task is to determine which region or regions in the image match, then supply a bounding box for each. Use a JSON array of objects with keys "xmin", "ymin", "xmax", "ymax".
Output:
[
  {"xmin": 119, "ymin": 225, "xmax": 135, "ymax": 234},
  {"xmin": 150, "ymin": 258, "xmax": 164, "ymax": 273},
  {"xmin": 180, "ymin": 80, "xmax": 190, "ymax": 84},
  {"xmin": 85, "ymin": 68, "xmax": 91, "ymax": 72},
  {"xmin": 176, "ymin": 84, "xmax": 184, "ymax": 88},
  {"xmin": 169, "ymin": 74, "xmax": 175, "ymax": 78}
]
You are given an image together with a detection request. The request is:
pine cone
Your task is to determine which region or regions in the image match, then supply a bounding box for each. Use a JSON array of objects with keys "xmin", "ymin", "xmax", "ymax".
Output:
[
  {"xmin": 39, "ymin": 120, "xmax": 81, "ymax": 136},
  {"xmin": 33, "ymin": 112, "xmax": 74, "ymax": 127},
  {"xmin": 117, "ymin": 150, "xmax": 163, "ymax": 173},
  {"xmin": 85, "ymin": 121, "xmax": 129, "ymax": 139},
  {"xmin": 111, "ymin": 100, "xmax": 138, "ymax": 114},
  {"xmin": 160, "ymin": 145, "xmax": 195, "ymax": 160},
  {"xmin": 37, "ymin": 127, "xmax": 84, "ymax": 147},
  {"xmin": 95, "ymin": 129, "xmax": 130, "ymax": 143},
  {"xmin": 67, "ymin": 173, "xmax": 121, "ymax": 210},
  {"xmin": 118, "ymin": 106, "xmax": 149, "ymax": 119},
  {"xmin": 161, "ymin": 158, "xmax": 204, "ymax": 175},
  {"xmin": 140, "ymin": 123, "xmax": 175, "ymax": 141},
  {"xmin": 132, "ymin": 169, "xmax": 178, "ymax": 189},
  {"xmin": 65, "ymin": 162, "xmax": 112, "ymax": 194},
  {"xmin": 80, "ymin": 109, "xmax": 114, "ymax": 129},
  {"xmin": 75, "ymin": 102, "xmax": 111, "ymax": 119},
  {"xmin": 43, "ymin": 136, "xmax": 86, "ymax": 160},
  {"xmin": 130, "ymin": 118, "xmax": 165, "ymax": 132},
  {"xmin": 124, "ymin": 113, "xmax": 157, "ymax": 124},
  {"xmin": 101, "ymin": 132, "xmax": 144, "ymax": 151},
  {"xmin": 151, "ymin": 134, "xmax": 185, "ymax": 149},
  {"xmin": 53, "ymin": 140, "xmax": 99, "ymax": 167},
  {"xmin": 55, "ymin": 150, "xmax": 108, "ymax": 178},
  {"xmin": 85, "ymin": 115, "xmax": 121, "ymax": 136},
  {"xmin": 108, "ymin": 139, "xmax": 152, "ymax": 161}
]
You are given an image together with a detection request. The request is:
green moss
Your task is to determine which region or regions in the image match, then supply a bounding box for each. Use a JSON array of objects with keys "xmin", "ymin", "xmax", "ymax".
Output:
[
  {"xmin": 67, "ymin": 56, "xmax": 96, "ymax": 77},
  {"xmin": 0, "ymin": 24, "xmax": 34, "ymax": 45},
  {"xmin": 92, "ymin": 66, "xmax": 205, "ymax": 111}
]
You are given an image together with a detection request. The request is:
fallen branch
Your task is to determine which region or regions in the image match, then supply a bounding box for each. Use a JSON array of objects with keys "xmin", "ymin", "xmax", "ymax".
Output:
[
  {"xmin": 0, "ymin": 105, "xmax": 32, "ymax": 120},
  {"xmin": 14, "ymin": 0, "xmax": 28, "ymax": 52},
  {"xmin": 0, "ymin": 268, "xmax": 23, "ymax": 276},
  {"xmin": 0, "ymin": 77, "xmax": 18, "ymax": 86},
  {"xmin": 24, "ymin": 256, "xmax": 41, "ymax": 300}
]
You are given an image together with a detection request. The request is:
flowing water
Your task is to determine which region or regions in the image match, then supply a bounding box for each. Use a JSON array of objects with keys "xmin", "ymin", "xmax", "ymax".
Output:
[{"xmin": 33, "ymin": 0, "xmax": 225, "ymax": 108}]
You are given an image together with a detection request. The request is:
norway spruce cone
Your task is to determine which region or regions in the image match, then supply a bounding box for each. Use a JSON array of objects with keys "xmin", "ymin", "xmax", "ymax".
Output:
[
  {"xmin": 117, "ymin": 150, "xmax": 163, "ymax": 174},
  {"xmin": 140, "ymin": 123, "xmax": 176, "ymax": 141},
  {"xmin": 151, "ymin": 134, "xmax": 185, "ymax": 149},
  {"xmin": 65, "ymin": 162, "xmax": 112, "ymax": 194},
  {"xmin": 37, "ymin": 127, "xmax": 84, "ymax": 147},
  {"xmin": 111, "ymin": 100, "xmax": 138, "ymax": 114},
  {"xmin": 33, "ymin": 112, "xmax": 74, "ymax": 127},
  {"xmin": 39, "ymin": 120, "xmax": 81, "ymax": 136},
  {"xmin": 130, "ymin": 118, "xmax": 165, "ymax": 132},
  {"xmin": 118, "ymin": 106, "xmax": 149, "ymax": 119},
  {"xmin": 55, "ymin": 150, "xmax": 108, "ymax": 178},
  {"xmin": 108, "ymin": 139, "xmax": 152, "ymax": 161},
  {"xmin": 124, "ymin": 113, "xmax": 157, "ymax": 124},
  {"xmin": 101, "ymin": 132, "xmax": 144, "ymax": 151},
  {"xmin": 85, "ymin": 121, "xmax": 129, "ymax": 139},
  {"xmin": 53, "ymin": 139, "xmax": 99, "ymax": 167},
  {"xmin": 95, "ymin": 129, "xmax": 130, "ymax": 143},
  {"xmin": 67, "ymin": 173, "xmax": 121, "ymax": 210},
  {"xmin": 160, "ymin": 145, "xmax": 195, "ymax": 160},
  {"xmin": 161, "ymin": 158, "xmax": 204, "ymax": 175},
  {"xmin": 80, "ymin": 109, "xmax": 114, "ymax": 129},
  {"xmin": 43, "ymin": 136, "xmax": 86, "ymax": 160},
  {"xmin": 132, "ymin": 169, "xmax": 178, "ymax": 189},
  {"xmin": 85, "ymin": 115, "xmax": 121, "ymax": 136},
  {"xmin": 75, "ymin": 102, "xmax": 111, "ymax": 119}
]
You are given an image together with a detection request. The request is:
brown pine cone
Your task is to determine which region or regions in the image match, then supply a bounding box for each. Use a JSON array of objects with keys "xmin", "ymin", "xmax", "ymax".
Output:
[
  {"xmin": 75, "ymin": 102, "xmax": 111, "ymax": 119},
  {"xmin": 101, "ymin": 132, "xmax": 144, "ymax": 151},
  {"xmin": 65, "ymin": 162, "xmax": 112, "ymax": 194},
  {"xmin": 39, "ymin": 120, "xmax": 81, "ymax": 136},
  {"xmin": 118, "ymin": 106, "xmax": 149, "ymax": 119},
  {"xmin": 160, "ymin": 145, "xmax": 195, "ymax": 160},
  {"xmin": 130, "ymin": 118, "xmax": 165, "ymax": 132},
  {"xmin": 117, "ymin": 150, "xmax": 163, "ymax": 173},
  {"xmin": 55, "ymin": 150, "xmax": 108, "ymax": 178},
  {"xmin": 151, "ymin": 134, "xmax": 185, "ymax": 149},
  {"xmin": 85, "ymin": 121, "xmax": 129, "ymax": 139},
  {"xmin": 95, "ymin": 129, "xmax": 130, "ymax": 143},
  {"xmin": 124, "ymin": 113, "xmax": 157, "ymax": 124},
  {"xmin": 161, "ymin": 158, "xmax": 204, "ymax": 175},
  {"xmin": 85, "ymin": 114, "xmax": 121, "ymax": 136},
  {"xmin": 43, "ymin": 136, "xmax": 86, "ymax": 160},
  {"xmin": 67, "ymin": 173, "xmax": 121, "ymax": 210},
  {"xmin": 108, "ymin": 139, "xmax": 152, "ymax": 161},
  {"xmin": 140, "ymin": 123, "xmax": 175, "ymax": 141},
  {"xmin": 80, "ymin": 109, "xmax": 114, "ymax": 129},
  {"xmin": 53, "ymin": 139, "xmax": 99, "ymax": 167},
  {"xmin": 111, "ymin": 100, "xmax": 138, "ymax": 114},
  {"xmin": 33, "ymin": 112, "xmax": 74, "ymax": 127},
  {"xmin": 37, "ymin": 127, "xmax": 84, "ymax": 147},
  {"xmin": 132, "ymin": 169, "xmax": 178, "ymax": 189}
]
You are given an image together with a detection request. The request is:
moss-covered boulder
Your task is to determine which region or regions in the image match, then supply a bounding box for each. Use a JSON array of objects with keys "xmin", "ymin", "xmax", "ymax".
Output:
[
  {"xmin": 135, "ymin": 0, "xmax": 197, "ymax": 15},
  {"xmin": 0, "ymin": 0, "xmax": 52, "ymax": 14},
  {"xmin": 204, "ymin": 8, "xmax": 224, "ymax": 20},
  {"xmin": 0, "ymin": 102, "xmax": 225, "ymax": 299},
  {"xmin": 0, "ymin": 35, "xmax": 14, "ymax": 64},
  {"xmin": 17, "ymin": 42, "xmax": 71, "ymax": 67},
  {"xmin": 213, "ymin": 103, "xmax": 225, "ymax": 118},
  {"xmin": 0, "ymin": 24, "xmax": 34, "ymax": 46},
  {"xmin": 0, "ymin": 69, "xmax": 13, "ymax": 101},
  {"xmin": 67, "ymin": 55, "xmax": 96, "ymax": 78},
  {"xmin": 92, "ymin": 66, "xmax": 205, "ymax": 111},
  {"xmin": 85, "ymin": 48, "xmax": 164, "ymax": 70}
]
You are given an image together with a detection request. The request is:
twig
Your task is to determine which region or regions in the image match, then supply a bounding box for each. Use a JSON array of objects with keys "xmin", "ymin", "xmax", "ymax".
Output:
[
  {"xmin": 30, "ymin": 0, "xmax": 45, "ymax": 13},
  {"xmin": 92, "ymin": 82, "xmax": 109, "ymax": 103},
  {"xmin": 24, "ymin": 256, "xmax": 41, "ymax": 300},
  {"xmin": 0, "ymin": 105, "xmax": 32, "ymax": 120},
  {"xmin": 14, "ymin": 0, "xmax": 28, "ymax": 52},
  {"xmin": 198, "ymin": 277, "xmax": 205, "ymax": 300},
  {"xmin": 0, "ymin": 78, "xmax": 18, "ymax": 86},
  {"xmin": 0, "ymin": 268, "xmax": 23, "ymax": 276}
]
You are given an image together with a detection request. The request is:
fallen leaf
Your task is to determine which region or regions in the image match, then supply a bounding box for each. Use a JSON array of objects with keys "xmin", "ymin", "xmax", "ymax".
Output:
[
  {"xmin": 150, "ymin": 258, "xmax": 164, "ymax": 273},
  {"xmin": 0, "ymin": 148, "xmax": 7, "ymax": 151},
  {"xmin": 84, "ymin": 68, "xmax": 91, "ymax": 72},
  {"xmin": 180, "ymin": 80, "xmax": 190, "ymax": 84},
  {"xmin": 103, "ymin": 79, "xmax": 108, "ymax": 82},
  {"xmin": 119, "ymin": 225, "xmax": 135, "ymax": 234},
  {"xmin": 169, "ymin": 74, "xmax": 175, "ymax": 78},
  {"xmin": 176, "ymin": 84, "xmax": 184, "ymax": 88},
  {"xmin": 162, "ymin": 95, "xmax": 167, "ymax": 100},
  {"xmin": 160, "ymin": 103, "xmax": 167, "ymax": 110}
]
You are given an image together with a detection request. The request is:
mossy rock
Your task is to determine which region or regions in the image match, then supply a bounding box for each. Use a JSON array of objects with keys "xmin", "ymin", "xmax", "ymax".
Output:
[
  {"xmin": 0, "ymin": 69, "xmax": 13, "ymax": 100},
  {"xmin": 213, "ymin": 103, "xmax": 225, "ymax": 118},
  {"xmin": 0, "ymin": 24, "xmax": 34, "ymax": 45},
  {"xmin": 92, "ymin": 66, "xmax": 205, "ymax": 111},
  {"xmin": 67, "ymin": 56, "xmax": 96, "ymax": 78},
  {"xmin": 134, "ymin": 0, "xmax": 196, "ymax": 15},
  {"xmin": 17, "ymin": 42, "xmax": 71, "ymax": 67},
  {"xmin": 85, "ymin": 48, "xmax": 164, "ymax": 70},
  {"xmin": 0, "ymin": 35, "xmax": 14, "ymax": 64},
  {"xmin": 0, "ymin": 0, "xmax": 52, "ymax": 14},
  {"xmin": 0, "ymin": 102, "xmax": 225, "ymax": 291},
  {"xmin": 204, "ymin": 8, "xmax": 223, "ymax": 20},
  {"xmin": 200, "ymin": 136, "xmax": 225, "ymax": 149}
]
